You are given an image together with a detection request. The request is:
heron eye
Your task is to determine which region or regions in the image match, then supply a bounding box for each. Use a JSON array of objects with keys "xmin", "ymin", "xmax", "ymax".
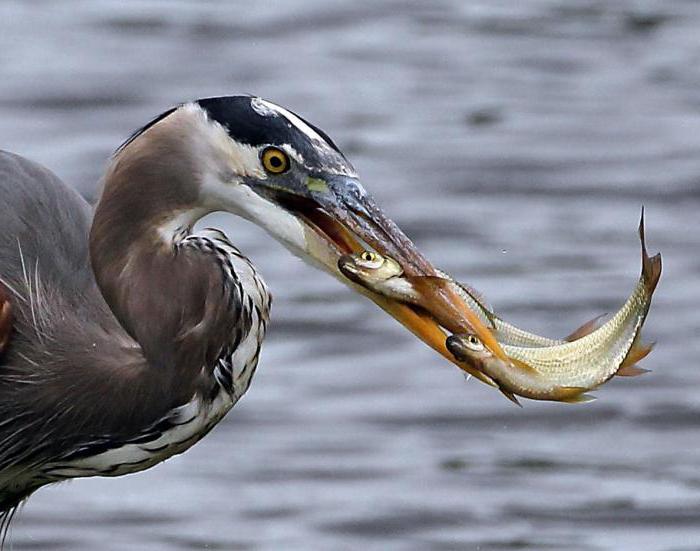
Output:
[{"xmin": 261, "ymin": 147, "xmax": 290, "ymax": 174}]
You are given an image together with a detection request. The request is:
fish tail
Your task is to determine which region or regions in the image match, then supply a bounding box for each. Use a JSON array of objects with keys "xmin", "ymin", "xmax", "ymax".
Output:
[
  {"xmin": 564, "ymin": 313, "xmax": 607, "ymax": 341},
  {"xmin": 639, "ymin": 207, "xmax": 662, "ymax": 295}
]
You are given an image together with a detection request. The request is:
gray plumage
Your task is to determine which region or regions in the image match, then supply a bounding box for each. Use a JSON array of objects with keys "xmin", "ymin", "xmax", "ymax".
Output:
[
  {"xmin": 0, "ymin": 151, "xmax": 131, "ymax": 504},
  {"xmin": 0, "ymin": 142, "xmax": 268, "ymax": 519}
]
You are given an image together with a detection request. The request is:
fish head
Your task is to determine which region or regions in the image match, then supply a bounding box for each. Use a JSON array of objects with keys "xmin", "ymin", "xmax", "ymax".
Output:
[
  {"xmin": 446, "ymin": 333, "xmax": 501, "ymax": 375},
  {"xmin": 338, "ymin": 250, "xmax": 404, "ymax": 286}
]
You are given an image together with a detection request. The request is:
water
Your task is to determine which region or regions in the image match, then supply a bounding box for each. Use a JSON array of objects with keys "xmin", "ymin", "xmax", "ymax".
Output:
[{"xmin": 1, "ymin": 1, "xmax": 699, "ymax": 549}]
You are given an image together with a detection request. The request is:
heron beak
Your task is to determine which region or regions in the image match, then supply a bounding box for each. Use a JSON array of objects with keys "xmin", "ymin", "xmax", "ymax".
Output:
[{"xmin": 278, "ymin": 175, "xmax": 509, "ymax": 382}]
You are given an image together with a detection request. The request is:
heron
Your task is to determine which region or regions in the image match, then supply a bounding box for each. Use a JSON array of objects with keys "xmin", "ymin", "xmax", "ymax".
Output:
[{"xmin": 0, "ymin": 95, "xmax": 502, "ymax": 535}]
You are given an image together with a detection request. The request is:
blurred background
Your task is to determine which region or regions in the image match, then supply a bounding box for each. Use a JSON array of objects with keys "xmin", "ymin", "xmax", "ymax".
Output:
[{"xmin": 1, "ymin": 1, "xmax": 699, "ymax": 550}]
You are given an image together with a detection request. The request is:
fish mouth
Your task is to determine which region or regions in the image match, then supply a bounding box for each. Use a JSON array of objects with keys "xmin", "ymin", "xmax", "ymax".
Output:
[{"xmin": 267, "ymin": 180, "xmax": 508, "ymax": 384}]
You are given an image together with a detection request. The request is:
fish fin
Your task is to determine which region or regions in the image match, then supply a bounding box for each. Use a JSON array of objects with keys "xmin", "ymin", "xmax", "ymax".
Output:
[
  {"xmin": 560, "ymin": 392, "xmax": 597, "ymax": 404},
  {"xmin": 433, "ymin": 270, "xmax": 492, "ymax": 308},
  {"xmin": 0, "ymin": 283, "xmax": 12, "ymax": 355},
  {"xmin": 616, "ymin": 365, "xmax": 650, "ymax": 377},
  {"xmin": 551, "ymin": 386, "xmax": 595, "ymax": 404},
  {"xmin": 616, "ymin": 335, "xmax": 655, "ymax": 376},
  {"xmin": 638, "ymin": 207, "xmax": 662, "ymax": 295},
  {"xmin": 453, "ymin": 280, "xmax": 494, "ymax": 312},
  {"xmin": 564, "ymin": 313, "xmax": 607, "ymax": 342},
  {"xmin": 499, "ymin": 387, "xmax": 523, "ymax": 407}
]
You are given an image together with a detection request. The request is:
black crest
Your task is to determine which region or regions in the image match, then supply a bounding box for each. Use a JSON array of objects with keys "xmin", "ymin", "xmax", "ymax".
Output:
[{"xmin": 197, "ymin": 96, "xmax": 343, "ymax": 156}]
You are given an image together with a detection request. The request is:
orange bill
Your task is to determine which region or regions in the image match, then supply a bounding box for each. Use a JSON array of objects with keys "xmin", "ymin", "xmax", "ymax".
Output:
[
  {"xmin": 352, "ymin": 283, "xmax": 498, "ymax": 387},
  {"xmin": 403, "ymin": 275, "xmax": 511, "ymax": 363}
]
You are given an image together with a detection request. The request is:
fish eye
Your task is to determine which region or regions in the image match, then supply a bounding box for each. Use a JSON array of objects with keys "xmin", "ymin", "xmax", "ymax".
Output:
[
  {"xmin": 465, "ymin": 335, "xmax": 485, "ymax": 351},
  {"xmin": 261, "ymin": 147, "xmax": 290, "ymax": 174},
  {"xmin": 361, "ymin": 251, "xmax": 377, "ymax": 262},
  {"xmin": 358, "ymin": 250, "xmax": 384, "ymax": 269}
]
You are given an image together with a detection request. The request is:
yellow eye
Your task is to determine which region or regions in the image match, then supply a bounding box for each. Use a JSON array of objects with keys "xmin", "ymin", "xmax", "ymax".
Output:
[
  {"xmin": 361, "ymin": 251, "xmax": 377, "ymax": 262},
  {"xmin": 261, "ymin": 147, "xmax": 290, "ymax": 174}
]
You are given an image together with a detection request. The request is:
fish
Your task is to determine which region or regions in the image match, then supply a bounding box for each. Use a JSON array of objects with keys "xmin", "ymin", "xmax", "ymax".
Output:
[
  {"xmin": 337, "ymin": 252, "xmax": 602, "ymax": 350},
  {"xmin": 337, "ymin": 247, "xmax": 606, "ymax": 398},
  {"xmin": 445, "ymin": 210, "xmax": 661, "ymax": 405}
]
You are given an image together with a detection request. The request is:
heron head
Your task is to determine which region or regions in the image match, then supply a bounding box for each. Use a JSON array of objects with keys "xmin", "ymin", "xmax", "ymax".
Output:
[
  {"xmin": 191, "ymin": 97, "xmax": 424, "ymax": 269},
  {"xmin": 118, "ymin": 95, "xmax": 508, "ymax": 372}
]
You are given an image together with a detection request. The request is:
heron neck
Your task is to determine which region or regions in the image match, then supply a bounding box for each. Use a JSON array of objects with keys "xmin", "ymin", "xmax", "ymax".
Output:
[{"xmin": 89, "ymin": 127, "xmax": 218, "ymax": 371}]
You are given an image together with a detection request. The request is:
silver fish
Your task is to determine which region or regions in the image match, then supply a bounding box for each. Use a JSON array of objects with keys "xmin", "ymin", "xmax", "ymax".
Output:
[{"xmin": 446, "ymin": 211, "xmax": 661, "ymax": 404}]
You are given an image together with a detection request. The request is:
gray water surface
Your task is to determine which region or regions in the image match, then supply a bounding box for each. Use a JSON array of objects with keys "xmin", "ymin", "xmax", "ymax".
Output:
[{"xmin": 1, "ymin": 1, "xmax": 699, "ymax": 550}]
